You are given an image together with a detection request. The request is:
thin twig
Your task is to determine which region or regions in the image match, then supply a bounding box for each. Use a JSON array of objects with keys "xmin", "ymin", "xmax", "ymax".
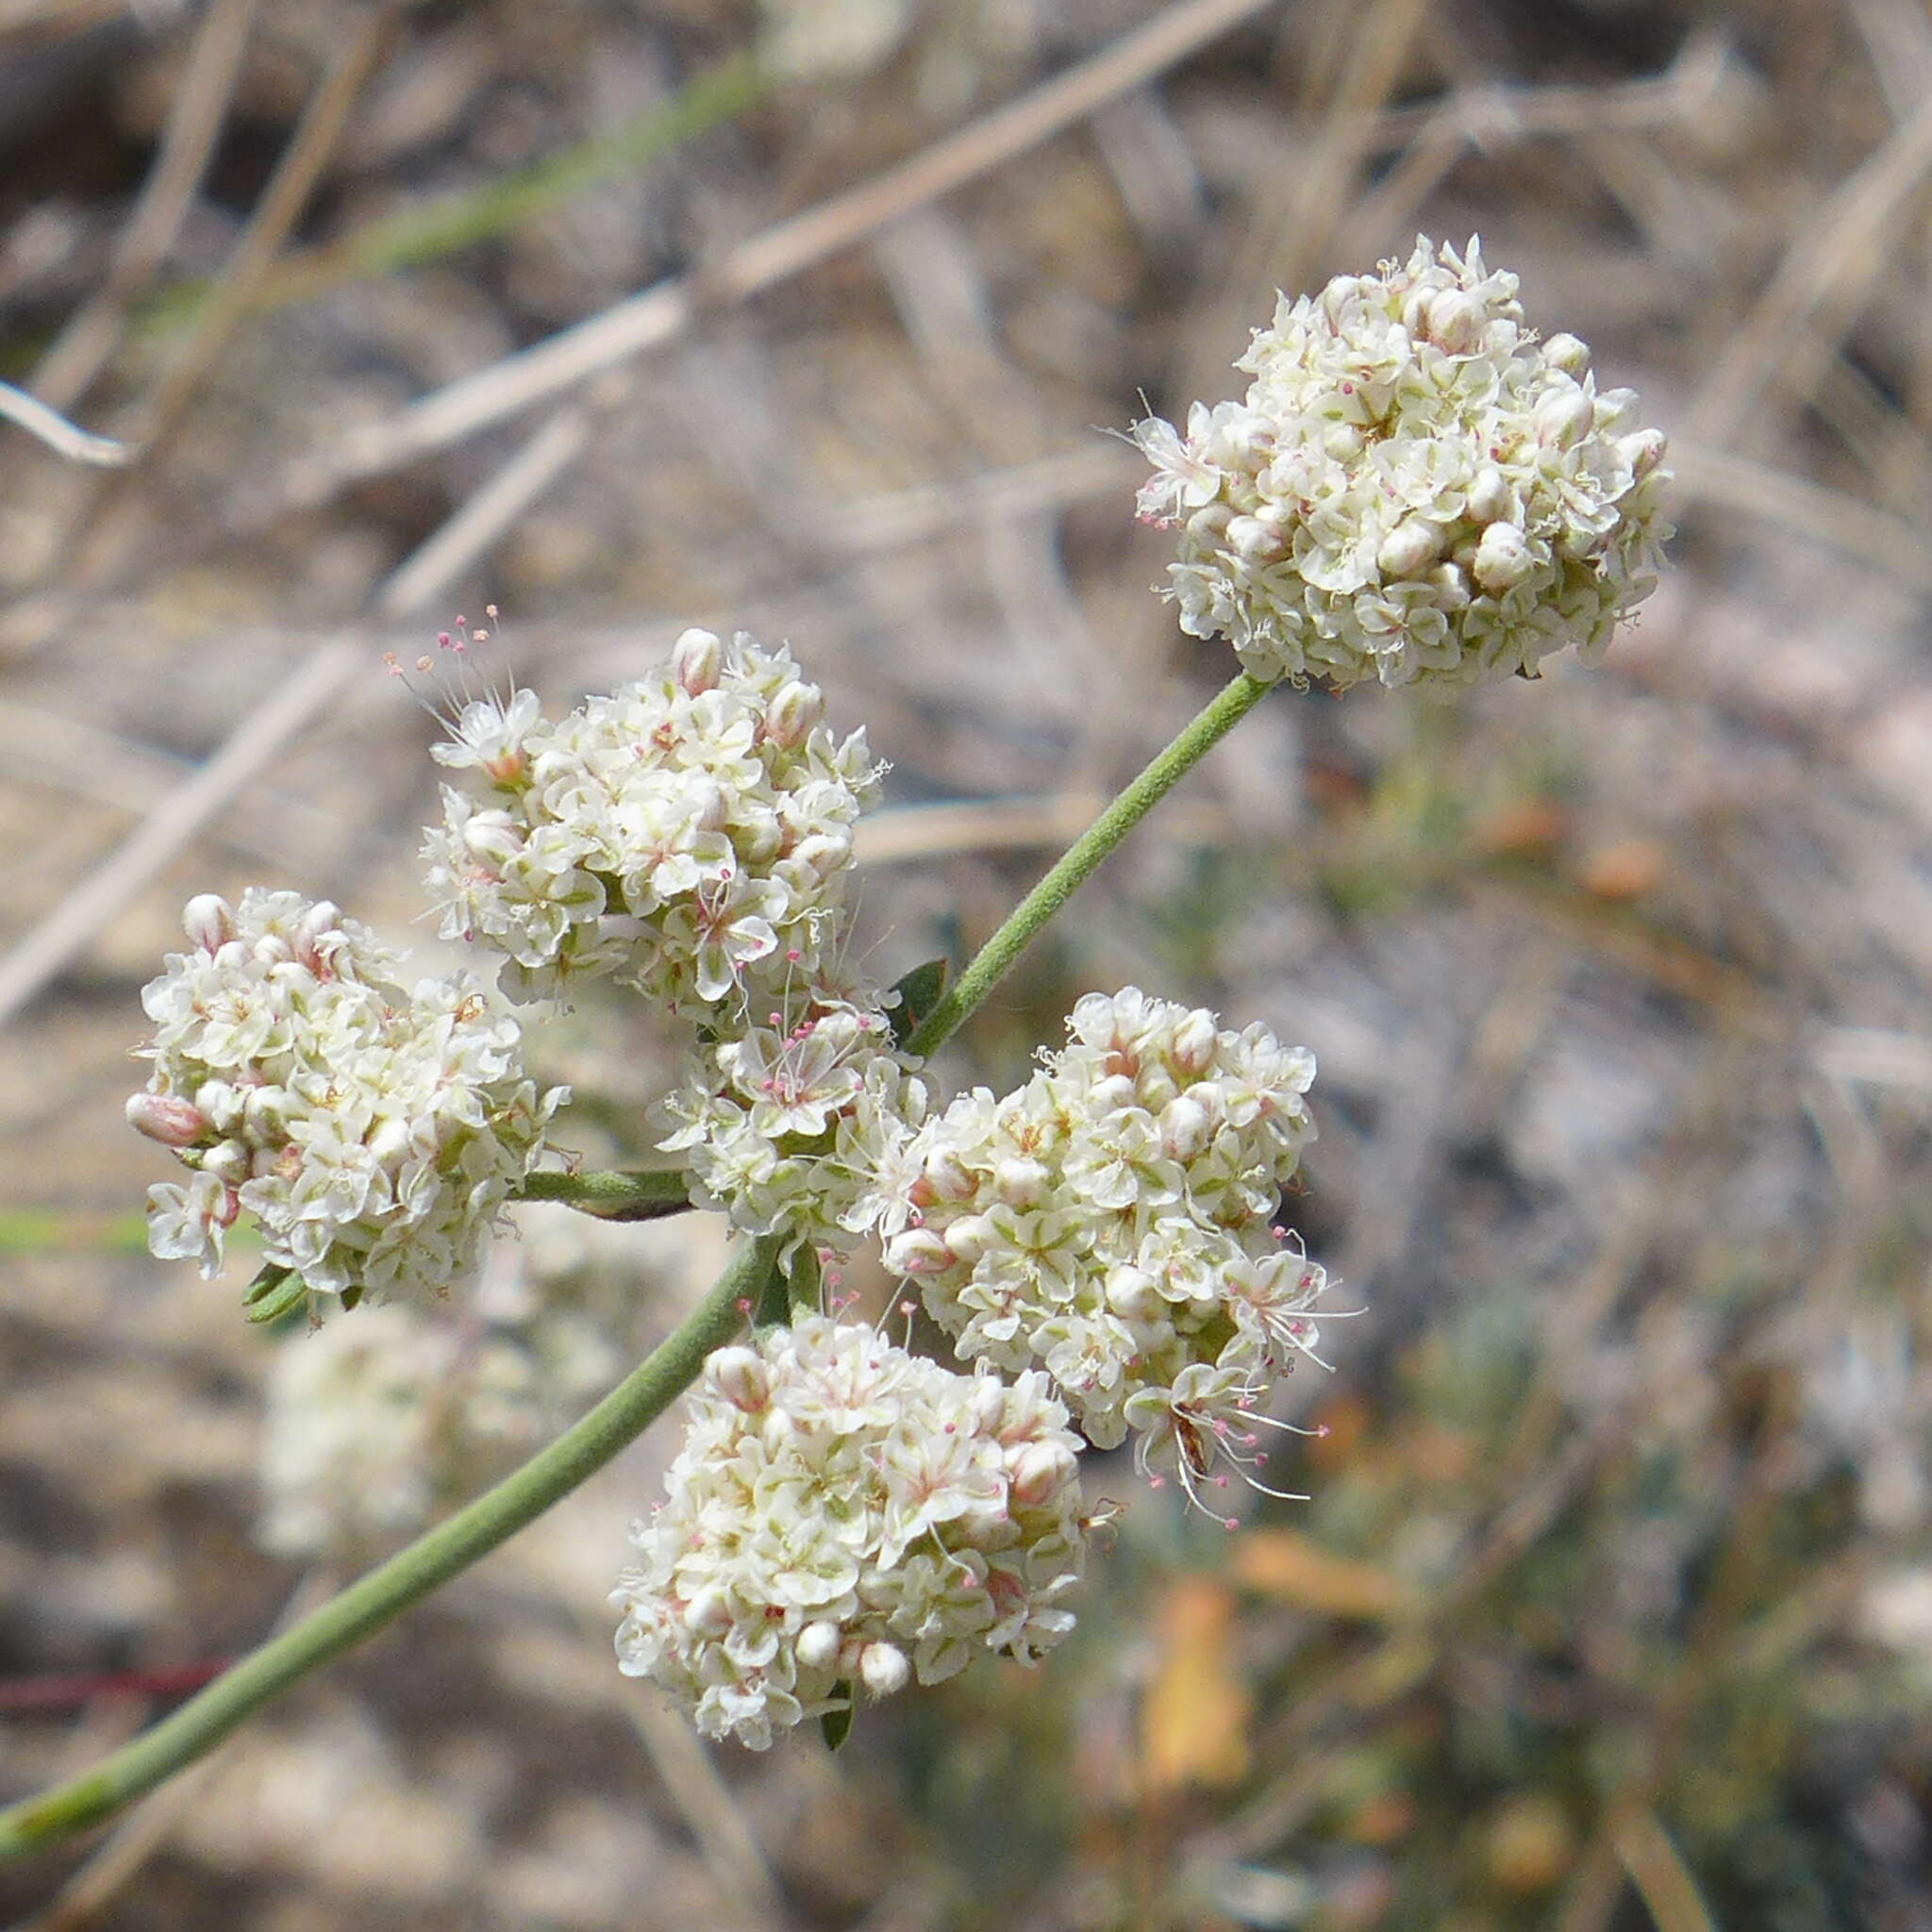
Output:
[
  {"xmin": 0, "ymin": 383, "xmax": 134, "ymax": 467},
  {"xmin": 289, "ymin": 0, "xmax": 1280, "ymax": 500},
  {"xmin": 25, "ymin": 0, "xmax": 260, "ymax": 415}
]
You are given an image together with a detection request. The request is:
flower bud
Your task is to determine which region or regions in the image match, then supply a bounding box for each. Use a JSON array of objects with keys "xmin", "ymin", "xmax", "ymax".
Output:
[
  {"xmin": 1087, "ymin": 1074, "xmax": 1138, "ymax": 1118},
  {"xmin": 708, "ymin": 1346, "xmax": 772, "ymax": 1412},
  {"xmin": 943, "ymin": 1214, "xmax": 1000, "ymax": 1266},
  {"xmin": 201, "ymin": 1137, "xmax": 252, "ymax": 1185},
  {"xmin": 183, "ymin": 894, "xmax": 234, "ymax": 953},
  {"xmin": 1473, "ymin": 522, "xmax": 1534, "ymax": 592},
  {"xmin": 125, "ymin": 1091, "xmax": 210, "ymax": 1146},
  {"xmin": 683, "ymin": 1588, "xmax": 733, "ymax": 1637},
  {"xmin": 1169, "ymin": 1009, "xmax": 1219, "ymax": 1076},
  {"xmin": 672, "ymin": 626, "xmax": 723, "ymax": 695},
  {"xmin": 924, "ymin": 1148, "xmax": 977, "ymax": 1202},
  {"xmin": 764, "ymin": 680, "xmax": 824, "ymax": 749},
  {"xmin": 1424, "ymin": 291, "xmax": 1482, "ymax": 355},
  {"xmin": 993, "ymin": 1158, "xmax": 1050, "ymax": 1209},
  {"xmin": 858, "ymin": 1641, "xmax": 909, "ymax": 1697},
  {"xmin": 1618, "ymin": 427, "xmax": 1668, "ymax": 480},
  {"xmin": 1542, "ymin": 331, "xmax": 1591, "ymax": 379},
  {"xmin": 885, "ymin": 1229, "xmax": 954, "ymax": 1276},
  {"xmin": 1466, "ymin": 465, "xmax": 1512, "ymax": 526},
  {"xmin": 1106, "ymin": 1263, "xmax": 1161, "ymax": 1324},
  {"xmin": 1160, "ymin": 1095, "xmax": 1213, "ymax": 1160},
  {"xmin": 1323, "ymin": 422, "xmax": 1365, "ymax": 462},
  {"xmin": 1536, "ymin": 388, "xmax": 1595, "ymax": 450},
  {"xmin": 796, "ymin": 1619, "xmax": 842, "ymax": 1671},
  {"xmin": 462, "ymin": 810, "xmax": 525, "ymax": 865},
  {"xmin": 1225, "ymin": 514, "xmax": 1284, "ymax": 563},
  {"xmin": 292, "ymin": 900, "xmax": 341, "ymax": 969},
  {"xmin": 1376, "ymin": 516, "xmax": 1441, "ymax": 580},
  {"xmin": 1008, "ymin": 1439, "xmax": 1079, "ymax": 1508}
]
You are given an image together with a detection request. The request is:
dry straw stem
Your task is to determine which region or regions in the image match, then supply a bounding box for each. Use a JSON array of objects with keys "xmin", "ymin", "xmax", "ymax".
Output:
[
  {"xmin": 25, "ymin": 0, "xmax": 261, "ymax": 415},
  {"xmin": 1689, "ymin": 85, "xmax": 1932, "ymax": 448},
  {"xmin": 291, "ymin": 0, "xmax": 1281, "ymax": 500}
]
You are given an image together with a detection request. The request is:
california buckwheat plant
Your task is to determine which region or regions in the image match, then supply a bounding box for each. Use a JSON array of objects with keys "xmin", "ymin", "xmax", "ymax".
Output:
[{"xmin": 3, "ymin": 241, "xmax": 1668, "ymax": 1854}]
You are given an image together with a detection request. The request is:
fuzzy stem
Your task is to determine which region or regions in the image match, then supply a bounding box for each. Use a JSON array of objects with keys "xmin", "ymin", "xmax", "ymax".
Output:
[
  {"xmin": 0, "ymin": 1235, "xmax": 781, "ymax": 1860},
  {"xmin": 514, "ymin": 1166, "xmax": 691, "ymax": 1220},
  {"xmin": 906, "ymin": 672, "xmax": 1273, "ymax": 1058}
]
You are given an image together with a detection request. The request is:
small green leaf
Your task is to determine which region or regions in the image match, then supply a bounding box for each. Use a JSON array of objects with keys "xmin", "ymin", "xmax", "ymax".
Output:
[
  {"xmin": 887, "ymin": 957, "xmax": 951, "ymax": 1048},
  {"xmin": 242, "ymin": 1267, "xmax": 308, "ymax": 1325},
  {"xmin": 821, "ymin": 1689, "xmax": 855, "ymax": 1752},
  {"xmin": 786, "ymin": 1244, "xmax": 822, "ymax": 1323},
  {"xmin": 515, "ymin": 1168, "xmax": 692, "ymax": 1221}
]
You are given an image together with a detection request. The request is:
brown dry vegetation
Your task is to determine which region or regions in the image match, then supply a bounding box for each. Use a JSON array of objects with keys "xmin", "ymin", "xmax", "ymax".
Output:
[{"xmin": 3, "ymin": 0, "xmax": 1932, "ymax": 1927}]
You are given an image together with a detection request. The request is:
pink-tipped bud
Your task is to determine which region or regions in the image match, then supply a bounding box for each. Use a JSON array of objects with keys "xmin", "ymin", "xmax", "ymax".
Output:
[
  {"xmin": 764, "ymin": 680, "xmax": 824, "ymax": 749},
  {"xmin": 708, "ymin": 1345, "xmax": 772, "ymax": 1412},
  {"xmin": 125, "ymin": 1091, "xmax": 209, "ymax": 1147},
  {"xmin": 796, "ymin": 1620, "xmax": 842, "ymax": 1671},
  {"xmin": 885, "ymin": 1229, "xmax": 953, "ymax": 1277},
  {"xmin": 1619, "ymin": 427, "xmax": 1668, "ymax": 480},
  {"xmin": 858, "ymin": 1641, "xmax": 909, "ymax": 1697},
  {"xmin": 1170, "ymin": 1009, "xmax": 1219, "ymax": 1076},
  {"xmin": 672, "ymin": 626, "xmax": 723, "ymax": 695},
  {"xmin": 1225, "ymin": 514, "xmax": 1284, "ymax": 564},
  {"xmin": 1424, "ymin": 291, "xmax": 1482, "ymax": 355},
  {"xmin": 1008, "ymin": 1440, "xmax": 1078, "ymax": 1508},
  {"xmin": 182, "ymin": 894, "xmax": 233, "ymax": 953}
]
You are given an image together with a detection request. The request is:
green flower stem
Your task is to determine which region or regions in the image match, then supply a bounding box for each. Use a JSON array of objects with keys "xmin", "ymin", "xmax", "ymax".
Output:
[
  {"xmin": 0, "ymin": 669, "xmax": 1277, "ymax": 1862},
  {"xmin": 906, "ymin": 671, "xmax": 1274, "ymax": 1058},
  {"xmin": 0, "ymin": 1235, "xmax": 781, "ymax": 1861},
  {"xmin": 514, "ymin": 1166, "xmax": 691, "ymax": 1221}
]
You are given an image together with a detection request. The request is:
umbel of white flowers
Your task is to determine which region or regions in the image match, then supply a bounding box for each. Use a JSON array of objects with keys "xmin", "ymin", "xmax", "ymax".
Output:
[
  {"xmin": 1133, "ymin": 235, "xmax": 1671, "ymax": 691},
  {"xmin": 883, "ymin": 988, "xmax": 1331, "ymax": 1518},
  {"xmin": 612, "ymin": 1314, "xmax": 1090, "ymax": 1748},
  {"xmin": 127, "ymin": 890, "xmax": 559, "ymax": 1307}
]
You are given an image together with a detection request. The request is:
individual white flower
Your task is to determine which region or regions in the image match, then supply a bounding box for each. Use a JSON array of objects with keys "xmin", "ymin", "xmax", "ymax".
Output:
[
  {"xmin": 423, "ymin": 628, "xmax": 881, "ymax": 1012},
  {"xmin": 657, "ymin": 986, "xmax": 930, "ymax": 1262},
  {"xmin": 881, "ymin": 988, "xmax": 1335, "ymax": 1514},
  {"xmin": 611, "ymin": 1314, "xmax": 1089, "ymax": 1748},
  {"xmin": 129, "ymin": 890, "xmax": 563, "ymax": 1310},
  {"xmin": 1132, "ymin": 236, "xmax": 1672, "ymax": 691}
]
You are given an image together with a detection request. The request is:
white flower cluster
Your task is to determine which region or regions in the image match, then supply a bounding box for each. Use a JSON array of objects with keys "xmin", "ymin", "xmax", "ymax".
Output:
[
  {"xmin": 128, "ymin": 890, "xmax": 559, "ymax": 1307},
  {"xmin": 658, "ymin": 989, "xmax": 929, "ymax": 1259},
  {"xmin": 612, "ymin": 1314, "xmax": 1088, "ymax": 1748},
  {"xmin": 882, "ymin": 988, "xmax": 1327, "ymax": 1507},
  {"xmin": 1134, "ymin": 235, "xmax": 1671, "ymax": 691},
  {"xmin": 258, "ymin": 1303, "xmax": 582, "ymax": 1557},
  {"xmin": 423, "ymin": 628, "xmax": 882, "ymax": 1009}
]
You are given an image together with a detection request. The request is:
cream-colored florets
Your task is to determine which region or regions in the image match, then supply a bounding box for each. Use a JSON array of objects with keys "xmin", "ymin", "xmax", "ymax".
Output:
[
  {"xmin": 657, "ymin": 989, "xmax": 929, "ymax": 1261},
  {"xmin": 1133, "ymin": 236, "xmax": 1671, "ymax": 691},
  {"xmin": 129, "ymin": 890, "xmax": 560, "ymax": 1306},
  {"xmin": 881, "ymin": 989, "xmax": 1331, "ymax": 1509},
  {"xmin": 422, "ymin": 628, "xmax": 881, "ymax": 1010},
  {"xmin": 612, "ymin": 1315, "xmax": 1088, "ymax": 1748},
  {"xmin": 258, "ymin": 1303, "xmax": 600, "ymax": 1557}
]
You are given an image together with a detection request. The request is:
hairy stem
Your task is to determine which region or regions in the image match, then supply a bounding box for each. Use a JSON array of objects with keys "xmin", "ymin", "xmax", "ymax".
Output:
[
  {"xmin": 907, "ymin": 671, "xmax": 1273, "ymax": 1057},
  {"xmin": 0, "ymin": 1235, "xmax": 781, "ymax": 1859},
  {"xmin": 0, "ymin": 668, "xmax": 1274, "ymax": 1861}
]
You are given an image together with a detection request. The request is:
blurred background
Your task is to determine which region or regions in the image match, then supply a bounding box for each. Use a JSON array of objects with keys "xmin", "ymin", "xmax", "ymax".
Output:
[{"xmin": 3, "ymin": 0, "xmax": 1932, "ymax": 1925}]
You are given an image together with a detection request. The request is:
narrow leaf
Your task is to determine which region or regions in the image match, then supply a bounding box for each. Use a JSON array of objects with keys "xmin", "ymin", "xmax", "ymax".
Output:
[{"xmin": 887, "ymin": 957, "xmax": 950, "ymax": 1048}]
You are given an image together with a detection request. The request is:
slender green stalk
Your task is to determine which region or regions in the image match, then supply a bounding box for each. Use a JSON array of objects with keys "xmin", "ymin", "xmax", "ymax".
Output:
[
  {"xmin": 514, "ymin": 1166, "xmax": 691, "ymax": 1221},
  {"xmin": 0, "ymin": 1235, "xmax": 780, "ymax": 1858},
  {"xmin": 906, "ymin": 671, "xmax": 1273, "ymax": 1057},
  {"xmin": 0, "ymin": 668, "xmax": 1274, "ymax": 1861}
]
